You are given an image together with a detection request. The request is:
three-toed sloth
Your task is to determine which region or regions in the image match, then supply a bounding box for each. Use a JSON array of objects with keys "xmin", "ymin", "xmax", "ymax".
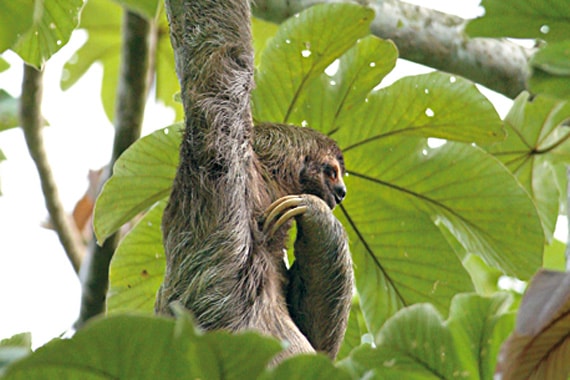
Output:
[{"xmin": 156, "ymin": 0, "xmax": 353, "ymax": 362}]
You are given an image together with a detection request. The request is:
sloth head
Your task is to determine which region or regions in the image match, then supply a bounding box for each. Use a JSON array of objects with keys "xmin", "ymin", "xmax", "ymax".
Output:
[{"xmin": 253, "ymin": 123, "xmax": 347, "ymax": 209}]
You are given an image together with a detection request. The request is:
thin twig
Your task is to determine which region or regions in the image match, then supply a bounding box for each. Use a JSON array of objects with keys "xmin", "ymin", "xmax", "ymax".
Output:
[{"xmin": 19, "ymin": 64, "xmax": 84, "ymax": 273}]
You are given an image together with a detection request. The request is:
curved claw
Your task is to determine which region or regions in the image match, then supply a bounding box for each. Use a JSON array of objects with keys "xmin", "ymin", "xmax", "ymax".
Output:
[
  {"xmin": 264, "ymin": 195, "xmax": 302, "ymax": 216},
  {"xmin": 263, "ymin": 195, "xmax": 308, "ymax": 238}
]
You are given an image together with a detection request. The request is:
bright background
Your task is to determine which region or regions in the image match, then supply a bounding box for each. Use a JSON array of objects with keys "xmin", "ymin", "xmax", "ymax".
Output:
[{"xmin": 1, "ymin": 0, "xmax": 561, "ymax": 348}]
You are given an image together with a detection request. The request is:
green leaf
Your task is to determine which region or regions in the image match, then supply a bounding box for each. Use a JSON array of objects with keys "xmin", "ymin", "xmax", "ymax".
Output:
[
  {"xmin": 252, "ymin": 3, "xmax": 375, "ymax": 124},
  {"xmin": 339, "ymin": 180, "xmax": 473, "ymax": 334},
  {"xmin": 466, "ymin": 0, "xmax": 570, "ymax": 42},
  {"xmin": 339, "ymin": 133, "xmax": 541, "ymax": 332},
  {"xmin": 529, "ymin": 67, "xmax": 570, "ymax": 100},
  {"xmin": 0, "ymin": 90, "xmax": 19, "ymax": 132},
  {"xmin": 484, "ymin": 92, "xmax": 570, "ymax": 242},
  {"xmin": 107, "ymin": 201, "xmax": 166, "ymax": 314},
  {"xmin": 3, "ymin": 315, "xmax": 209, "ymax": 379},
  {"xmin": 154, "ymin": 12, "xmax": 183, "ymax": 120},
  {"xmin": 350, "ymin": 304, "xmax": 462, "ymax": 378},
  {"xmin": 12, "ymin": 0, "xmax": 84, "ymax": 67},
  {"xmin": 202, "ymin": 331, "xmax": 283, "ymax": 380},
  {"xmin": 336, "ymin": 72, "xmax": 505, "ymax": 147},
  {"xmin": 543, "ymin": 239, "xmax": 566, "ymax": 271},
  {"xmin": 1, "ymin": 313, "xmax": 281, "ymax": 379},
  {"xmin": 260, "ymin": 355, "xmax": 351, "ymax": 380},
  {"xmin": 60, "ymin": 0, "xmax": 122, "ymax": 121},
  {"xmin": 447, "ymin": 293, "xmax": 514, "ymax": 379},
  {"xmin": 112, "ymin": 0, "xmax": 160, "ymax": 19},
  {"xmin": 463, "ymin": 254, "xmax": 502, "ymax": 295},
  {"xmin": 529, "ymin": 41, "xmax": 570, "ymax": 99},
  {"xmin": 94, "ymin": 124, "xmax": 181, "ymax": 243},
  {"xmin": 531, "ymin": 41, "xmax": 570, "ymax": 76},
  {"xmin": 289, "ymin": 36, "xmax": 398, "ymax": 135},
  {"xmin": 0, "ymin": 1, "xmax": 34, "ymax": 53},
  {"xmin": 61, "ymin": 0, "xmax": 182, "ymax": 122},
  {"xmin": 345, "ymin": 294, "xmax": 514, "ymax": 379},
  {"xmin": 252, "ymin": 17, "xmax": 279, "ymax": 67}
]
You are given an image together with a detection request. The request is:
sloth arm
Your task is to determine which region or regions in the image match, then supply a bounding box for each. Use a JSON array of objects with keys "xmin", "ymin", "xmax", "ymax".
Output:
[{"xmin": 264, "ymin": 195, "xmax": 353, "ymax": 358}]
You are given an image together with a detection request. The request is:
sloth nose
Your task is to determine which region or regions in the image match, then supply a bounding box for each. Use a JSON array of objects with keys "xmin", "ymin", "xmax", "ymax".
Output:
[{"xmin": 334, "ymin": 184, "xmax": 347, "ymax": 204}]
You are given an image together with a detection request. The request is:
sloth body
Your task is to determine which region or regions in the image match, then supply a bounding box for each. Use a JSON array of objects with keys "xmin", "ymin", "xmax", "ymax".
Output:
[{"xmin": 156, "ymin": 0, "xmax": 353, "ymax": 361}]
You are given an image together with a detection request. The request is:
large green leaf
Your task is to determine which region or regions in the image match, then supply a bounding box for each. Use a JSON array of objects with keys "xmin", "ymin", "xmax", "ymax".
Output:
[
  {"xmin": 338, "ymin": 178, "xmax": 472, "ymax": 334},
  {"xmin": 3, "ymin": 314, "xmax": 282, "ymax": 379},
  {"xmin": 0, "ymin": 1, "xmax": 34, "ymax": 53},
  {"xmin": 252, "ymin": 3, "xmax": 375, "ymax": 124},
  {"xmin": 107, "ymin": 201, "xmax": 166, "ymax": 314},
  {"xmin": 484, "ymin": 92, "xmax": 570, "ymax": 242},
  {"xmin": 345, "ymin": 137, "xmax": 543, "ymax": 278},
  {"xmin": 94, "ymin": 124, "xmax": 180, "ymax": 242},
  {"xmin": 12, "ymin": 0, "xmax": 84, "ymax": 67},
  {"xmin": 339, "ymin": 133, "xmax": 542, "ymax": 332},
  {"xmin": 335, "ymin": 72, "xmax": 505, "ymax": 147},
  {"xmin": 288, "ymin": 35, "xmax": 398, "ymax": 135},
  {"xmin": 466, "ymin": 0, "xmax": 570, "ymax": 42},
  {"xmin": 3, "ymin": 315, "xmax": 209, "ymax": 379},
  {"xmin": 343, "ymin": 294, "xmax": 514, "ymax": 379}
]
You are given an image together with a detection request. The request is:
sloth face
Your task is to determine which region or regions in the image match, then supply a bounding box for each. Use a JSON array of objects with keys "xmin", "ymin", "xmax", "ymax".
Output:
[{"xmin": 300, "ymin": 155, "xmax": 346, "ymax": 209}]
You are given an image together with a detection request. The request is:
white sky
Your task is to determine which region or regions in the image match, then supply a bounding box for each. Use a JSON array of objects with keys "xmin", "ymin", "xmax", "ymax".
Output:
[{"xmin": 0, "ymin": 0, "xmax": 560, "ymax": 348}]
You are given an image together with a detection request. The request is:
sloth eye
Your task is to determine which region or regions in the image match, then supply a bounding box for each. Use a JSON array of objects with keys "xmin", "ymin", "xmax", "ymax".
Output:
[{"xmin": 324, "ymin": 164, "xmax": 337, "ymax": 180}]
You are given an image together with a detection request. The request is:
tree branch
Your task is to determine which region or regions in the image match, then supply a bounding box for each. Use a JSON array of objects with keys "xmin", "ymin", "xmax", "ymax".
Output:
[
  {"xmin": 19, "ymin": 64, "xmax": 84, "ymax": 273},
  {"xmin": 252, "ymin": 0, "xmax": 534, "ymax": 99},
  {"xmin": 76, "ymin": 10, "xmax": 152, "ymax": 327}
]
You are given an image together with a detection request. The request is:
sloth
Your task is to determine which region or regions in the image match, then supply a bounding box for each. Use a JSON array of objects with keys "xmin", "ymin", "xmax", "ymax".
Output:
[{"xmin": 156, "ymin": 0, "xmax": 353, "ymax": 361}]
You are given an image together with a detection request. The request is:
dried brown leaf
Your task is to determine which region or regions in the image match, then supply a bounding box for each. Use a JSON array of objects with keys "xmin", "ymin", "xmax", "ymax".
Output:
[{"xmin": 499, "ymin": 269, "xmax": 570, "ymax": 380}]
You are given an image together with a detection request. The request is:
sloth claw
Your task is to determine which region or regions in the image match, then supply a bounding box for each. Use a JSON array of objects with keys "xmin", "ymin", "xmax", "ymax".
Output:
[{"xmin": 263, "ymin": 195, "xmax": 308, "ymax": 238}]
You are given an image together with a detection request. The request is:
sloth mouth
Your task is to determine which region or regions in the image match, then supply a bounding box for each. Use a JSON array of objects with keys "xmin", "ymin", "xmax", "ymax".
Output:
[
  {"xmin": 333, "ymin": 184, "xmax": 347, "ymax": 205},
  {"xmin": 334, "ymin": 194, "xmax": 343, "ymax": 205}
]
